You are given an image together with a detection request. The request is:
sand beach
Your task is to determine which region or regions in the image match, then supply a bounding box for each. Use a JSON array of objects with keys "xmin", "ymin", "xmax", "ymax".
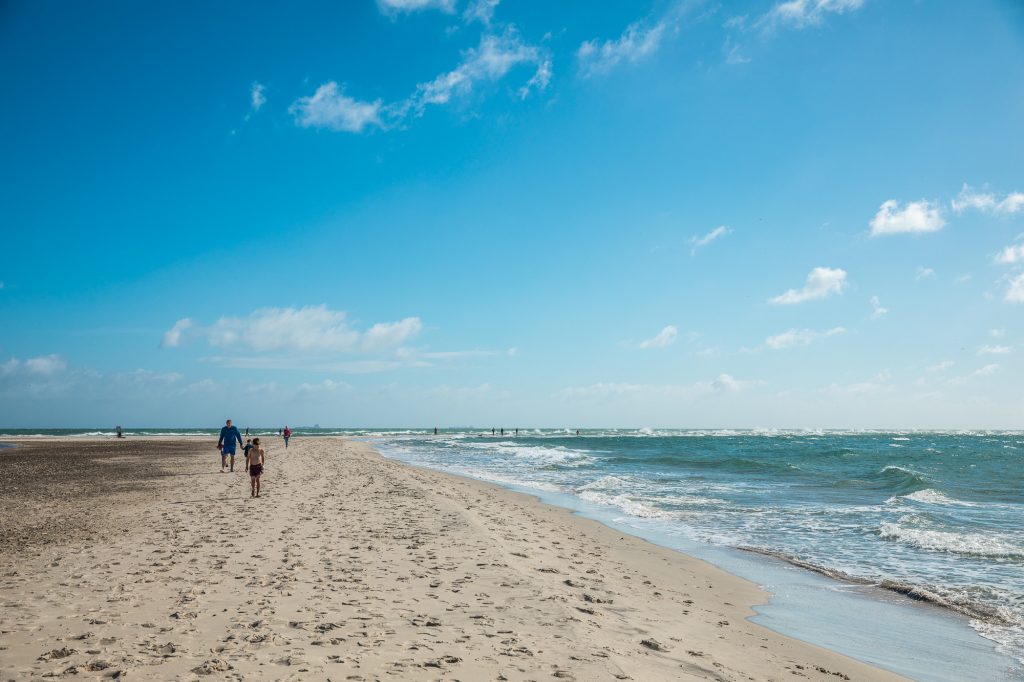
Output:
[{"xmin": 0, "ymin": 436, "xmax": 906, "ymax": 680}]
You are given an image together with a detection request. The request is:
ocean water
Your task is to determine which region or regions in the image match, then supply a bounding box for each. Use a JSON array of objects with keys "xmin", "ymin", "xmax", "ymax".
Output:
[
  {"xmin": 355, "ymin": 429, "xmax": 1024, "ymax": 679},
  {"xmin": 4, "ymin": 427, "xmax": 1022, "ymax": 678}
]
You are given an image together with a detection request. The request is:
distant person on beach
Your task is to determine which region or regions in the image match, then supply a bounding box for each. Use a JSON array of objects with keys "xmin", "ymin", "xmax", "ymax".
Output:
[
  {"xmin": 115, "ymin": 425, "xmax": 123, "ymax": 438},
  {"xmin": 217, "ymin": 419, "xmax": 243, "ymax": 473},
  {"xmin": 283, "ymin": 426, "xmax": 291, "ymax": 448},
  {"xmin": 242, "ymin": 438, "xmax": 253, "ymax": 473},
  {"xmin": 247, "ymin": 437, "xmax": 265, "ymax": 497}
]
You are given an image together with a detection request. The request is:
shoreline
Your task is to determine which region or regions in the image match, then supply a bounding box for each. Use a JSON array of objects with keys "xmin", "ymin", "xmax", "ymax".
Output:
[
  {"xmin": 0, "ymin": 435, "xmax": 908, "ymax": 680},
  {"xmin": 367, "ymin": 436, "xmax": 1022, "ymax": 681}
]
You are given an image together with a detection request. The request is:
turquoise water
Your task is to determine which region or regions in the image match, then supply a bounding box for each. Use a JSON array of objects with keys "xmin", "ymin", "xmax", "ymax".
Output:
[{"xmin": 4, "ymin": 427, "xmax": 1022, "ymax": 679}]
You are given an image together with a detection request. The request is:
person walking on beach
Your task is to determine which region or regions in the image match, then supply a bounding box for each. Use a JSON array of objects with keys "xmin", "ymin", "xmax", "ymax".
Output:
[
  {"xmin": 283, "ymin": 425, "xmax": 292, "ymax": 448},
  {"xmin": 218, "ymin": 419, "xmax": 243, "ymax": 473},
  {"xmin": 242, "ymin": 438, "xmax": 253, "ymax": 473},
  {"xmin": 247, "ymin": 437, "xmax": 265, "ymax": 497}
]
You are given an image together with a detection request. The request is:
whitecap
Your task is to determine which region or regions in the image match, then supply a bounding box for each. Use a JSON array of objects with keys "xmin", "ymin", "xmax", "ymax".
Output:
[{"xmin": 877, "ymin": 523, "xmax": 1024, "ymax": 559}]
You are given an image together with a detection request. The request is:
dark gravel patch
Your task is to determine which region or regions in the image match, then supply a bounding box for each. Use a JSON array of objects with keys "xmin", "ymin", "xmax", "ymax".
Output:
[{"xmin": 0, "ymin": 440, "xmax": 204, "ymax": 553}]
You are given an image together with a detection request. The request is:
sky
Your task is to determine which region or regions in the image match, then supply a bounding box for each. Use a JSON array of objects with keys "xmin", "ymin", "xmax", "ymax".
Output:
[{"xmin": 1, "ymin": 0, "xmax": 1023, "ymax": 429}]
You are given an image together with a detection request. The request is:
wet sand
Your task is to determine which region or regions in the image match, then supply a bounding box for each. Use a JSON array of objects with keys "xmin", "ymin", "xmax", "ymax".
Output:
[{"xmin": 0, "ymin": 437, "xmax": 906, "ymax": 680}]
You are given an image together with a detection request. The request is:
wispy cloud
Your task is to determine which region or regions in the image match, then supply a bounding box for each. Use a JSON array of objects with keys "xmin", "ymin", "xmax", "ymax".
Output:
[
  {"xmin": 915, "ymin": 266, "xmax": 936, "ymax": 280},
  {"xmin": 250, "ymin": 82, "xmax": 266, "ymax": 111},
  {"xmin": 870, "ymin": 295, "xmax": 888, "ymax": 319},
  {"xmin": 769, "ymin": 266, "xmax": 848, "ymax": 305},
  {"xmin": 948, "ymin": 363, "xmax": 999, "ymax": 385},
  {"xmin": 765, "ymin": 327, "xmax": 845, "ymax": 350},
  {"xmin": 377, "ymin": 0, "xmax": 455, "ymax": 15},
  {"xmin": 951, "ymin": 184, "xmax": 1024, "ymax": 216},
  {"xmin": 556, "ymin": 374, "xmax": 747, "ymax": 402},
  {"xmin": 1005, "ymin": 273, "xmax": 1024, "ymax": 303},
  {"xmin": 639, "ymin": 325, "xmax": 678, "ymax": 349},
  {"xmin": 407, "ymin": 29, "xmax": 548, "ymax": 114},
  {"xmin": 978, "ymin": 345, "xmax": 1010, "ymax": 355},
  {"xmin": 760, "ymin": 0, "xmax": 865, "ymax": 31},
  {"xmin": 926, "ymin": 360, "xmax": 954, "ymax": 373},
  {"xmin": 994, "ymin": 242, "xmax": 1024, "ymax": 265},
  {"xmin": 690, "ymin": 225, "xmax": 731, "ymax": 254},
  {"xmin": 163, "ymin": 305, "xmax": 421, "ymax": 354},
  {"xmin": 463, "ymin": 0, "xmax": 500, "ymax": 25},
  {"xmin": 869, "ymin": 199, "xmax": 945, "ymax": 236},
  {"xmin": 4, "ymin": 354, "xmax": 69, "ymax": 376},
  {"xmin": 289, "ymin": 82, "xmax": 384, "ymax": 133},
  {"xmin": 161, "ymin": 318, "xmax": 193, "ymax": 348},
  {"xmin": 577, "ymin": 18, "xmax": 668, "ymax": 77},
  {"xmin": 291, "ymin": 29, "xmax": 548, "ymax": 134}
]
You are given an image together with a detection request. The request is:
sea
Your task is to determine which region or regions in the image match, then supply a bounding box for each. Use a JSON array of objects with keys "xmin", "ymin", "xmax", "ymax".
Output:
[{"xmin": 3, "ymin": 427, "xmax": 1022, "ymax": 680}]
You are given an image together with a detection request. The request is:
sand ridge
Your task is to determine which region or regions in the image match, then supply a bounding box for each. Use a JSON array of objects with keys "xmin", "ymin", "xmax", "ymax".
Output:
[{"xmin": 0, "ymin": 437, "xmax": 906, "ymax": 680}]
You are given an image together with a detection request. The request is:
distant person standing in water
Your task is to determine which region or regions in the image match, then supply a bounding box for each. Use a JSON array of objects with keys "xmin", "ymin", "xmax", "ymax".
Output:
[
  {"xmin": 247, "ymin": 437, "xmax": 265, "ymax": 497},
  {"xmin": 218, "ymin": 419, "xmax": 243, "ymax": 472},
  {"xmin": 283, "ymin": 425, "xmax": 292, "ymax": 448}
]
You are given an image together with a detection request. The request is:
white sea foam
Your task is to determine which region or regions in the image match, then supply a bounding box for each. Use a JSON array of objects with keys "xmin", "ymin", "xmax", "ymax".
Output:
[
  {"xmin": 456, "ymin": 469, "xmax": 563, "ymax": 493},
  {"xmin": 878, "ymin": 523, "xmax": 1024, "ymax": 559},
  {"xmin": 577, "ymin": 475, "xmax": 632, "ymax": 491},
  {"xmin": 893, "ymin": 489, "xmax": 977, "ymax": 507},
  {"xmin": 462, "ymin": 440, "xmax": 594, "ymax": 466},
  {"xmin": 577, "ymin": 490, "xmax": 674, "ymax": 519}
]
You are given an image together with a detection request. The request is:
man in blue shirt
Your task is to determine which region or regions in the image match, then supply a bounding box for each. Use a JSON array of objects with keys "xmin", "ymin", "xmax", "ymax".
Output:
[{"xmin": 217, "ymin": 419, "xmax": 243, "ymax": 473}]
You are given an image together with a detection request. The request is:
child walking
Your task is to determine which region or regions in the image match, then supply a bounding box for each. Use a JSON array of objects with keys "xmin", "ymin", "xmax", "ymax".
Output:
[{"xmin": 247, "ymin": 437, "xmax": 265, "ymax": 497}]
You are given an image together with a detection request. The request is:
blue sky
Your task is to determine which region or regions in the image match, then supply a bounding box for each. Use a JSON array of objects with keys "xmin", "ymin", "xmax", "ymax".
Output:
[{"xmin": 1, "ymin": 0, "xmax": 1023, "ymax": 428}]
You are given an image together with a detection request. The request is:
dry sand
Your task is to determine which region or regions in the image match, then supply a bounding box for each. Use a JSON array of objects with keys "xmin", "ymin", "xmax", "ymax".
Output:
[{"xmin": 0, "ymin": 437, "xmax": 906, "ymax": 680}]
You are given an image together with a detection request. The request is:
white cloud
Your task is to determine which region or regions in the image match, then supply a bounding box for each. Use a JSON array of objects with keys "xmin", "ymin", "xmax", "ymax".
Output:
[
  {"xmin": 464, "ymin": 0, "xmax": 499, "ymax": 25},
  {"xmin": 994, "ymin": 243, "xmax": 1024, "ymax": 265},
  {"xmin": 978, "ymin": 345, "xmax": 1010, "ymax": 355},
  {"xmin": 377, "ymin": 0, "xmax": 455, "ymax": 14},
  {"xmin": 557, "ymin": 374, "xmax": 747, "ymax": 402},
  {"xmin": 915, "ymin": 266, "xmax": 936, "ymax": 280},
  {"xmin": 639, "ymin": 325, "xmax": 678, "ymax": 349},
  {"xmin": 926, "ymin": 360, "xmax": 954, "ymax": 373},
  {"xmin": 954, "ymin": 274, "xmax": 973, "ymax": 284},
  {"xmin": 869, "ymin": 199, "xmax": 945, "ymax": 236},
  {"xmin": 991, "ymin": 328, "xmax": 1005, "ymax": 338},
  {"xmin": 409, "ymin": 30, "xmax": 546, "ymax": 113},
  {"xmin": 723, "ymin": 38, "xmax": 750, "ymax": 65},
  {"xmin": 250, "ymin": 82, "xmax": 266, "ymax": 111},
  {"xmin": 289, "ymin": 82, "xmax": 383, "ymax": 133},
  {"xmin": 870, "ymin": 295, "xmax": 888, "ymax": 319},
  {"xmin": 949, "ymin": 364, "xmax": 1000, "ymax": 385},
  {"xmin": 690, "ymin": 225, "xmax": 731, "ymax": 254},
  {"xmin": 518, "ymin": 59, "xmax": 552, "ymax": 99},
  {"xmin": 24, "ymin": 354, "xmax": 67, "ymax": 375},
  {"xmin": 0, "ymin": 358, "xmax": 20, "ymax": 376},
  {"xmin": 951, "ymin": 184, "xmax": 1024, "ymax": 216},
  {"xmin": 1005, "ymin": 273, "xmax": 1024, "ymax": 303},
  {"xmin": 578, "ymin": 19, "xmax": 667, "ymax": 77},
  {"xmin": 823, "ymin": 370, "xmax": 894, "ymax": 396},
  {"xmin": 291, "ymin": 30, "xmax": 546, "ymax": 134},
  {"xmin": 161, "ymin": 318, "xmax": 193, "ymax": 348},
  {"xmin": 765, "ymin": 327, "xmax": 845, "ymax": 350},
  {"xmin": 769, "ymin": 266, "xmax": 848, "ymax": 305},
  {"xmin": 761, "ymin": 0, "xmax": 864, "ymax": 30},
  {"xmin": 167, "ymin": 305, "xmax": 423, "ymax": 354},
  {"xmin": 362, "ymin": 317, "xmax": 424, "ymax": 351}
]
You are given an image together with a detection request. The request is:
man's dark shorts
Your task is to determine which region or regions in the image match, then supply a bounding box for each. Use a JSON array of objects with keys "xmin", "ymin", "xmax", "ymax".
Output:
[{"xmin": 250, "ymin": 464, "xmax": 263, "ymax": 477}]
